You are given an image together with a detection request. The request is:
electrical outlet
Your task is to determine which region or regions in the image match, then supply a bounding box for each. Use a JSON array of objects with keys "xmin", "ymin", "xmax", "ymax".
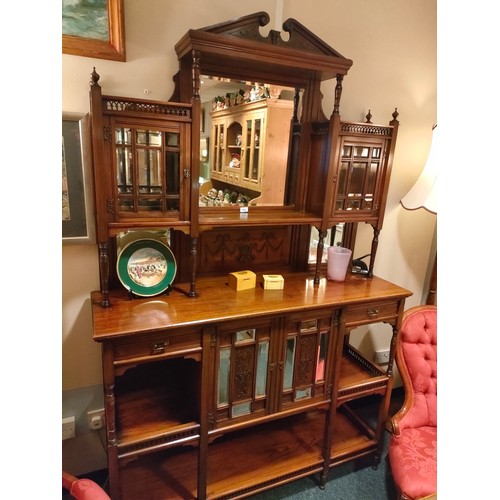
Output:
[
  {"xmin": 62, "ymin": 416, "xmax": 76, "ymax": 440},
  {"xmin": 374, "ymin": 349, "xmax": 390, "ymax": 365},
  {"xmin": 87, "ymin": 409, "xmax": 105, "ymax": 430}
]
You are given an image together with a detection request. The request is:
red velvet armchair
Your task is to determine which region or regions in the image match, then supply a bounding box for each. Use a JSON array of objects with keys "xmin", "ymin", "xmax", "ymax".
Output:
[
  {"xmin": 62, "ymin": 471, "xmax": 110, "ymax": 500},
  {"xmin": 388, "ymin": 305, "xmax": 437, "ymax": 500}
]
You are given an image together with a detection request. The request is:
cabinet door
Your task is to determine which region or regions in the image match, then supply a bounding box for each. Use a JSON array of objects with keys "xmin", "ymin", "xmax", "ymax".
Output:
[
  {"xmin": 241, "ymin": 113, "xmax": 263, "ymax": 190},
  {"xmin": 224, "ymin": 119, "xmax": 243, "ymax": 184},
  {"xmin": 211, "ymin": 318, "xmax": 277, "ymax": 428},
  {"xmin": 280, "ymin": 309, "xmax": 338, "ymax": 410},
  {"xmin": 110, "ymin": 118, "xmax": 190, "ymax": 220},
  {"xmin": 211, "ymin": 120, "xmax": 225, "ymax": 179}
]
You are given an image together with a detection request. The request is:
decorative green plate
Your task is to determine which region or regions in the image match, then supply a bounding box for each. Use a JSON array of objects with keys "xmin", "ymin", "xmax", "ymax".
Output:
[{"xmin": 116, "ymin": 238, "xmax": 177, "ymax": 297}]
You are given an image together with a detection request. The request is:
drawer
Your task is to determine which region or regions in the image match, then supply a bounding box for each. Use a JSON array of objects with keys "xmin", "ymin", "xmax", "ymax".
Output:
[
  {"xmin": 112, "ymin": 327, "xmax": 202, "ymax": 364},
  {"xmin": 285, "ymin": 308, "xmax": 338, "ymax": 334},
  {"xmin": 343, "ymin": 300, "xmax": 399, "ymax": 327}
]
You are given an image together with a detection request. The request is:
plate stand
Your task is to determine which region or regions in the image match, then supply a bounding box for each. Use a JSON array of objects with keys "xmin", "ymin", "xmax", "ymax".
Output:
[{"xmin": 126, "ymin": 284, "xmax": 173, "ymax": 300}]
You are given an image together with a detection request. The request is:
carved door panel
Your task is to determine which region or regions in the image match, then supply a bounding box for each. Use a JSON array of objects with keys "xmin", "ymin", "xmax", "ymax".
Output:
[
  {"xmin": 280, "ymin": 308, "xmax": 339, "ymax": 410},
  {"xmin": 210, "ymin": 317, "xmax": 279, "ymax": 430},
  {"xmin": 208, "ymin": 308, "xmax": 339, "ymax": 431}
]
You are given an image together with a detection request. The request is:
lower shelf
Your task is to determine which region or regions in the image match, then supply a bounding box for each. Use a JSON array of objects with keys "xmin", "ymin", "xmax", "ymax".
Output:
[
  {"xmin": 118, "ymin": 406, "xmax": 378, "ymax": 499},
  {"xmin": 206, "ymin": 412, "xmax": 325, "ymax": 499}
]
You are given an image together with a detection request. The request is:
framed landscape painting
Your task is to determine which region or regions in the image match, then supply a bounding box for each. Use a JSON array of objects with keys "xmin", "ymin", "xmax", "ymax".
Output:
[{"xmin": 62, "ymin": 0, "xmax": 125, "ymax": 61}]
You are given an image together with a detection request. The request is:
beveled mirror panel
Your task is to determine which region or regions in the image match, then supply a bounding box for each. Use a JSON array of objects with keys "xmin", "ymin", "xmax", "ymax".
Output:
[
  {"xmin": 199, "ymin": 76, "xmax": 298, "ymax": 207},
  {"xmin": 174, "ymin": 10, "xmax": 353, "ymax": 219}
]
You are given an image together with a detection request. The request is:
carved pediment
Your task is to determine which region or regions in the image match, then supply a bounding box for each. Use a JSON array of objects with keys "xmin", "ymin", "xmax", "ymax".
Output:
[
  {"xmin": 200, "ymin": 11, "xmax": 271, "ymax": 40},
  {"xmin": 175, "ymin": 11, "xmax": 353, "ymax": 85},
  {"xmin": 200, "ymin": 11, "xmax": 349, "ymax": 59}
]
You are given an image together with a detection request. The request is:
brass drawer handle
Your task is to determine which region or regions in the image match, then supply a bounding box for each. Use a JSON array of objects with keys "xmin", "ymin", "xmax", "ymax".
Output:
[
  {"xmin": 151, "ymin": 340, "xmax": 169, "ymax": 355},
  {"xmin": 367, "ymin": 308, "xmax": 379, "ymax": 317}
]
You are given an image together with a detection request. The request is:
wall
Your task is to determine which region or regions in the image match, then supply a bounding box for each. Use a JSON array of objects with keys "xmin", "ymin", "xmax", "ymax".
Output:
[{"xmin": 62, "ymin": 0, "xmax": 436, "ymax": 474}]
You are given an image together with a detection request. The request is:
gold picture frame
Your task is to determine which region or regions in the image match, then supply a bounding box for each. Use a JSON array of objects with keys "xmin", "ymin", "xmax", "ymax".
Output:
[{"xmin": 62, "ymin": 0, "xmax": 126, "ymax": 62}]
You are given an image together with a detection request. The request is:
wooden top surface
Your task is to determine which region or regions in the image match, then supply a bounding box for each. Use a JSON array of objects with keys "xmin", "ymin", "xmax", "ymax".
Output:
[{"xmin": 91, "ymin": 273, "xmax": 412, "ymax": 341}]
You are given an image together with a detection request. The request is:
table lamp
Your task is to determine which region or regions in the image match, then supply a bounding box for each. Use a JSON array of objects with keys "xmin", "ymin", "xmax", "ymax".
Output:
[{"xmin": 400, "ymin": 124, "xmax": 437, "ymax": 304}]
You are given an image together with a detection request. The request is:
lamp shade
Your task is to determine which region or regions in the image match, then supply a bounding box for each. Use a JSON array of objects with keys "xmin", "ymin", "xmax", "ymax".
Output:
[{"xmin": 400, "ymin": 126, "xmax": 437, "ymax": 214}]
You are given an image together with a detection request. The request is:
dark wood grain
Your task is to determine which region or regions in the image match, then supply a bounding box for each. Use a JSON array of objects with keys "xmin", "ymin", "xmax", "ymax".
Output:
[{"xmin": 92, "ymin": 273, "xmax": 411, "ymax": 341}]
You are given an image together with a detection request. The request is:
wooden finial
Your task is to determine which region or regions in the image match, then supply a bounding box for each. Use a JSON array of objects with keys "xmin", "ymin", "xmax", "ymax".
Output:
[
  {"xmin": 392, "ymin": 108, "xmax": 399, "ymax": 121},
  {"xmin": 365, "ymin": 109, "xmax": 372, "ymax": 123},
  {"xmin": 333, "ymin": 74, "xmax": 343, "ymax": 115},
  {"xmin": 90, "ymin": 67, "xmax": 100, "ymax": 86}
]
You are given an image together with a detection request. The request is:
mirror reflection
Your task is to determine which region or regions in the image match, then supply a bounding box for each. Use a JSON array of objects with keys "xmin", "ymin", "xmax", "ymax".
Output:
[
  {"xmin": 308, "ymin": 226, "xmax": 345, "ymax": 264},
  {"xmin": 308, "ymin": 224, "xmax": 373, "ymax": 275},
  {"xmin": 199, "ymin": 76, "xmax": 298, "ymax": 207},
  {"xmin": 115, "ymin": 127, "xmax": 181, "ymax": 212}
]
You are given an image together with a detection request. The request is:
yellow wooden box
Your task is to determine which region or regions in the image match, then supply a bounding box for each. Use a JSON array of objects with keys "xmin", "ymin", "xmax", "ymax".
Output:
[
  {"xmin": 262, "ymin": 274, "xmax": 284, "ymax": 290},
  {"xmin": 228, "ymin": 270, "xmax": 256, "ymax": 291}
]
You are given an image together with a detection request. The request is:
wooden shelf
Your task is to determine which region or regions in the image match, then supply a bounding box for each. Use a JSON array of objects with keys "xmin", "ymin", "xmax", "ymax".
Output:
[
  {"xmin": 120, "ymin": 446, "xmax": 199, "ymax": 500},
  {"xmin": 199, "ymin": 207, "xmax": 321, "ymax": 229},
  {"xmin": 206, "ymin": 412, "xmax": 325, "ymax": 498},
  {"xmin": 338, "ymin": 345, "xmax": 388, "ymax": 404},
  {"xmin": 330, "ymin": 405, "xmax": 377, "ymax": 466},
  {"xmin": 115, "ymin": 358, "xmax": 201, "ymax": 454},
  {"xmin": 118, "ymin": 407, "xmax": 378, "ymax": 499}
]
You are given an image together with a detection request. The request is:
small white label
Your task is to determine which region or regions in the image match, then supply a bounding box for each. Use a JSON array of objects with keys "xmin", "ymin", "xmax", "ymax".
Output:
[{"xmin": 240, "ymin": 206, "xmax": 249, "ymax": 213}]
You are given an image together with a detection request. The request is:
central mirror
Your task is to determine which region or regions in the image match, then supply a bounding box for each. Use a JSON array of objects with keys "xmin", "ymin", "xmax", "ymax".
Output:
[
  {"xmin": 199, "ymin": 75, "xmax": 299, "ymax": 207},
  {"xmin": 174, "ymin": 10, "xmax": 354, "ymax": 224}
]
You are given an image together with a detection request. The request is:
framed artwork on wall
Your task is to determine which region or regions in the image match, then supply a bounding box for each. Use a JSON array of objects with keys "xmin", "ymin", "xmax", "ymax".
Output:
[
  {"xmin": 62, "ymin": 0, "xmax": 126, "ymax": 61},
  {"xmin": 62, "ymin": 113, "xmax": 95, "ymax": 243}
]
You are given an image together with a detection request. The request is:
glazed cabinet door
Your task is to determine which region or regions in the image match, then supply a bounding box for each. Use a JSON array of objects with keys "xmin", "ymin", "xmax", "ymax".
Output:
[
  {"xmin": 325, "ymin": 116, "xmax": 399, "ymax": 228},
  {"xmin": 240, "ymin": 111, "xmax": 263, "ymax": 191},
  {"xmin": 208, "ymin": 308, "xmax": 339, "ymax": 433},
  {"xmin": 107, "ymin": 116, "xmax": 191, "ymax": 222},
  {"xmin": 280, "ymin": 308, "xmax": 339, "ymax": 411},
  {"xmin": 329, "ymin": 135, "xmax": 388, "ymax": 223},
  {"xmin": 210, "ymin": 118, "xmax": 224, "ymax": 181},
  {"xmin": 224, "ymin": 118, "xmax": 243, "ymax": 186},
  {"xmin": 209, "ymin": 317, "xmax": 278, "ymax": 430}
]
